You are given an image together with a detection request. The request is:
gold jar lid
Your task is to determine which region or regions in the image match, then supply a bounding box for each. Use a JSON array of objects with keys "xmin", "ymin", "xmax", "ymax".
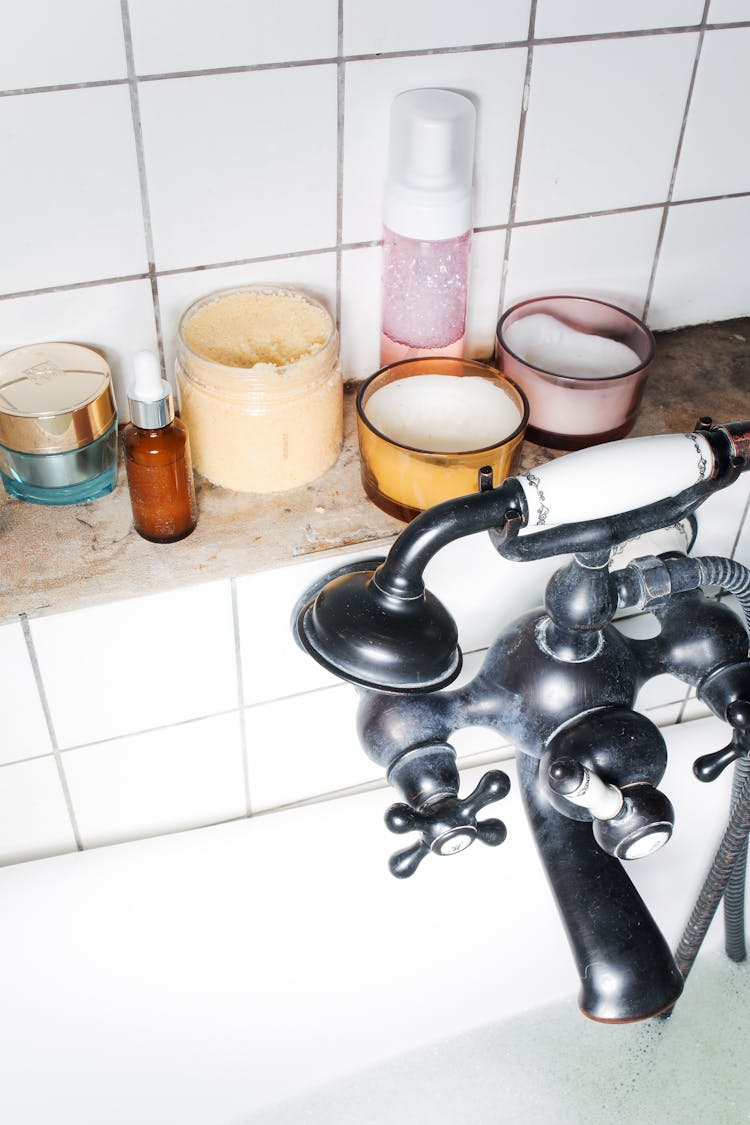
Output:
[{"xmin": 0, "ymin": 343, "xmax": 117, "ymax": 454}]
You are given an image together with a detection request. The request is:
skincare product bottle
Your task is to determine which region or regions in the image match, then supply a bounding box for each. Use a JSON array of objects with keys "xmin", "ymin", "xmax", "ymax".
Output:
[
  {"xmin": 0, "ymin": 343, "xmax": 118, "ymax": 506},
  {"xmin": 380, "ymin": 88, "xmax": 476, "ymax": 366},
  {"xmin": 123, "ymin": 350, "xmax": 197, "ymax": 543}
]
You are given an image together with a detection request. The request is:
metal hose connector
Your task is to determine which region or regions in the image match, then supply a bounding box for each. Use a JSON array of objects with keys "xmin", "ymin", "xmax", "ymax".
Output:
[
  {"xmin": 675, "ymin": 765, "xmax": 750, "ymax": 980},
  {"xmin": 696, "ymin": 557, "xmax": 750, "ymax": 961},
  {"xmin": 672, "ymin": 555, "xmax": 750, "ymax": 981},
  {"xmin": 695, "ymin": 556, "xmax": 750, "ymax": 629},
  {"xmin": 724, "ymin": 757, "xmax": 750, "ymax": 962}
]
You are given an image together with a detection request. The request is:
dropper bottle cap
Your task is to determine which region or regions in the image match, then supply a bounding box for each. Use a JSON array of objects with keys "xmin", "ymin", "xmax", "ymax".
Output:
[
  {"xmin": 127, "ymin": 350, "xmax": 175, "ymax": 430},
  {"xmin": 383, "ymin": 88, "xmax": 476, "ymax": 241}
]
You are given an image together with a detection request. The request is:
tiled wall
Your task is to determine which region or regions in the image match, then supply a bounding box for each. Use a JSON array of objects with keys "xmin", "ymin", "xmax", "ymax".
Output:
[
  {"xmin": 1, "ymin": 1, "xmax": 750, "ymax": 866},
  {"xmin": 0, "ymin": 2, "xmax": 749, "ymax": 415},
  {"xmin": 0, "ymin": 472, "xmax": 747, "ymax": 867}
]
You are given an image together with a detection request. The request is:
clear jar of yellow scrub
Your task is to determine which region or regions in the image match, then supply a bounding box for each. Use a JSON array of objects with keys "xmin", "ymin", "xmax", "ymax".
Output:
[{"xmin": 175, "ymin": 286, "xmax": 343, "ymax": 493}]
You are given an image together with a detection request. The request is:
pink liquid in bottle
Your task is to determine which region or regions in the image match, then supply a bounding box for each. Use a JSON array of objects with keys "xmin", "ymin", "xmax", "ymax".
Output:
[{"xmin": 380, "ymin": 227, "xmax": 471, "ymax": 366}]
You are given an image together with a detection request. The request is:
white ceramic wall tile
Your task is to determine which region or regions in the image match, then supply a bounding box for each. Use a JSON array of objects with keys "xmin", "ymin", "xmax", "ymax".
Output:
[
  {"xmin": 680, "ymin": 695, "xmax": 713, "ymax": 722},
  {"xmin": 535, "ymin": 1, "xmax": 704, "ymax": 38},
  {"xmin": 236, "ymin": 551, "xmax": 380, "ymax": 706},
  {"xmin": 449, "ymin": 650, "xmax": 514, "ymax": 759},
  {"xmin": 30, "ymin": 580, "xmax": 238, "ymax": 748},
  {"xmin": 343, "ymin": 0, "xmax": 531, "ymax": 55},
  {"xmin": 648, "ymin": 197, "xmax": 750, "ymax": 329},
  {"xmin": 449, "ymin": 715, "xmax": 512, "ymax": 760},
  {"xmin": 0, "ymin": 279, "xmax": 158, "ymax": 420},
  {"xmin": 709, "ymin": 0, "xmax": 750, "ymax": 22},
  {"xmin": 128, "ymin": 0, "xmax": 338, "ymax": 74},
  {"xmin": 0, "ymin": 87, "xmax": 147, "ymax": 294},
  {"xmin": 0, "ymin": 757, "xmax": 77, "ymax": 865},
  {"xmin": 157, "ymin": 253, "xmax": 337, "ymax": 394},
  {"xmin": 244, "ymin": 685, "xmax": 382, "ymax": 811},
  {"xmin": 450, "ymin": 647, "xmax": 489, "ymax": 688},
  {"xmin": 339, "ymin": 245, "xmax": 381, "ymax": 381},
  {"xmin": 465, "ymin": 229, "xmax": 506, "ymax": 359},
  {"xmin": 0, "ymin": 0, "xmax": 127, "ymax": 89},
  {"xmin": 614, "ymin": 612, "xmax": 692, "ymax": 712},
  {"xmin": 342, "ymin": 50, "xmax": 527, "ymax": 244},
  {"xmin": 504, "ymin": 210, "xmax": 661, "ymax": 316},
  {"xmin": 692, "ymin": 470, "xmax": 750, "ymax": 559},
  {"xmin": 735, "ymin": 499, "xmax": 750, "ymax": 564},
  {"xmin": 613, "ymin": 618, "xmax": 691, "ymax": 713},
  {"xmin": 673, "ymin": 28, "xmax": 750, "ymax": 201},
  {"xmin": 422, "ymin": 531, "xmax": 560, "ymax": 653},
  {"xmin": 62, "ymin": 711, "xmax": 246, "ymax": 849},
  {"xmin": 648, "ymin": 701, "xmax": 688, "ymax": 727},
  {"xmin": 0, "ymin": 623, "xmax": 52, "ymax": 764},
  {"xmin": 139, "ymin": 69, "xmax": 338, "ymax": 272},
  {"xmin": 516, "ymin": 36, "xmax": 698, "ymax": 222},
  {"xmin": 457, "ymin": 746, "xmax": 515, "ymax": 775}
]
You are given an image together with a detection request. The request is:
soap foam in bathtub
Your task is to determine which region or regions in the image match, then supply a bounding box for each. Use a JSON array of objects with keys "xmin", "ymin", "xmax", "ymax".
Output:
[{"xmin": 247, "ymin": 953, "xmax": 750, "ymax": 1125}]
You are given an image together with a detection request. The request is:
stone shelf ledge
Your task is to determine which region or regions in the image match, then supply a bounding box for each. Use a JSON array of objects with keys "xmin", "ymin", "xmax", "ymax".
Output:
[{"xmin": 1, "ymin": 318, "xmax": 748, "ymax": 623}]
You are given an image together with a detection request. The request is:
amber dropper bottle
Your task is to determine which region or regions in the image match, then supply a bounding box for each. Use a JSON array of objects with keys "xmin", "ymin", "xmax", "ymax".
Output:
[{"xmin": 122, "ymin": 350, "xmax": 197, "ymax": 543}]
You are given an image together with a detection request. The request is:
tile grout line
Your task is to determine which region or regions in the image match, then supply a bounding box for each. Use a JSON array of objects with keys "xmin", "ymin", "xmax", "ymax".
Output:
[
  {"xmin": 0, "ymin": 676, "xmax": 348, "ymax": 762},
  {"xmin": 497, "ymin": 0, "xmax": 537, "ymax": 319},
  {"xmin": 3, "ymin": 22, "xmax": 748, "ymax": 99},
  {"xmin": 120, "ymin": 0, "xmax": 167, "ymax": 376},
  {"xmin": 0, "ymin": 78, "xmax": 130, "ymax": 98},
  {"xmin": 3, "ymin": 191, "xmax": 750, "ymax": 305},
  {"xmin": 156, "ymin": 244, "xmax": 343, "ymax": 279},
  {"xmin": 0, "ymin": 272, "xmax": 151, "ymax": 302},
  {"xmin": 19, "ymin": 615, "xmax": 83, "ymax": 851},
  {"xmin": 53, "ymin": 707, "xmax": 243, "ymax": 755},
  {"xmin": 0, "ymin": 682, "xmax": 705, "ymax": 770},
  {"xmin": 642, "ymin": 2, "xmax": 710, "ymax": 322},
  {"xmin": 335, "ymin": 0, "xmax": 345, "ymax": 331},
  {"xmin": 230, "ymin": 579, "xmax": 253, "ymax": 818},
  {"xmin": 675, "ymin": 683, "xmax": 694, "ymax": 725}
]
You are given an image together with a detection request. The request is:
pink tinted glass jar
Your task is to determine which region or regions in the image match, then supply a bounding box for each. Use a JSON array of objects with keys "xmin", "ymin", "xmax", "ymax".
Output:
[{"xmin": 495, "ymin": 296, "xmax": 655, "ymax": 451}]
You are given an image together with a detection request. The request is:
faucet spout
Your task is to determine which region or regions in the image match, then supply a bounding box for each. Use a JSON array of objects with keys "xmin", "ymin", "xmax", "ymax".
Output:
[{"xmin": 517, "ymin": 752, "xmax": 684, "ymax": 1022}]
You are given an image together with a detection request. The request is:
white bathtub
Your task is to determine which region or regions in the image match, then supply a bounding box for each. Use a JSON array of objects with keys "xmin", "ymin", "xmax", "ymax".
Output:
[{"xmin": 0, "ymin": 716, "xmax": 741, "ymax": 1124}]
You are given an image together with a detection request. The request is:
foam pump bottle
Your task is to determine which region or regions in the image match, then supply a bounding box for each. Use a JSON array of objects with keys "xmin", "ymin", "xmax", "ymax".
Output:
[
  {"xmin": 380, "ymin": 88, "xmax": 476, "ymax": 366},
  {"xmin": 123, "ymin": 350, "xmax": 197, "ymax": 543}
]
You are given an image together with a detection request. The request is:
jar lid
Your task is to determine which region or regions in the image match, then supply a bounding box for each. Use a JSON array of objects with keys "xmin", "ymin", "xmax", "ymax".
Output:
[{"xmin": 0, "ymin": 343, "xmax": 117, "ymax": 454}]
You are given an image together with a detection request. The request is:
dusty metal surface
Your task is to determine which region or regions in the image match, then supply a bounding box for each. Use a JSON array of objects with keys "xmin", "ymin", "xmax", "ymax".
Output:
[{"xmin": 1, "ymin": 318, "xmax": 748, "ymax": 622}]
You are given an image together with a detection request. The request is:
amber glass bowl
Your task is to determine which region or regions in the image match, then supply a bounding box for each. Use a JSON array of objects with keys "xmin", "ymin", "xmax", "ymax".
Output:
[{"xmin": 356, "ymin": 356, "xmax": 528, "ymax": 522}]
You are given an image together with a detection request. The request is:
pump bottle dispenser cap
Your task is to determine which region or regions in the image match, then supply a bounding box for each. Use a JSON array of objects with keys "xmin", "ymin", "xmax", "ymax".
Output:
[
  {"xmin": 127, "ymin": 350, "xmax": 175, "ymax": 430},
  {"xmin": 383, "ymin": 88, "xmax": 476, "ymax": 242}
]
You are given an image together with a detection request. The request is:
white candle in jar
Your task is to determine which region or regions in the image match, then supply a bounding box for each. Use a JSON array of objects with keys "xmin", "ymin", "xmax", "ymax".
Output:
[
  {"xmin": 502, "ymin": 313, "xmax": 642, "ymax": 438},
  {"xmin": 363, "ymin": 374, "xmax": 522, "ymax": 452}
]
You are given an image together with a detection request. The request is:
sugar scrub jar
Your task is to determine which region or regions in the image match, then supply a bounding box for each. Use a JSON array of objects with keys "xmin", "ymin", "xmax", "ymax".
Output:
[{"xmin": 175, "ymin": 286, "xmax": 343, "ymax": 492}]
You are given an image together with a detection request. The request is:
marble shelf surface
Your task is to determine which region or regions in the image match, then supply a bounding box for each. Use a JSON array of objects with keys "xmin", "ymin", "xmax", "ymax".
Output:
[{"xmin": 1, "ymin": 318, "xmax": 748, "ymax": 622}]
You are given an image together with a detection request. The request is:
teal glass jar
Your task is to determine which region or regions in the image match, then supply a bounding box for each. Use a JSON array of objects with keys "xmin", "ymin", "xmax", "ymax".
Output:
[{"xmin": 0, "ymin": 343, "xmax": 118, "ymax": 505}]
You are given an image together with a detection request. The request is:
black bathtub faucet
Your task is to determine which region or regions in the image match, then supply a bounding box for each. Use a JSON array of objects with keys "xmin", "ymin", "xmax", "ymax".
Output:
[{"xmin": 294, "ymin": 418, "xmax": 750, "ymax": 1024}]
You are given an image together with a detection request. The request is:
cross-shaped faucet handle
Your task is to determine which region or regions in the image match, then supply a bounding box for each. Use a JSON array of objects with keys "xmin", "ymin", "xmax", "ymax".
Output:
[{"xmin": 384, "ymin": 769, "xmax": 510, "ymax": 878}]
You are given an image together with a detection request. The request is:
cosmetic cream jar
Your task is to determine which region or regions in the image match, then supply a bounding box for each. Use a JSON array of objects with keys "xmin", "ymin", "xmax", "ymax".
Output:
[
  {"xmin": 176, "ymin": 286, "xmax": 343, "ymax": 493},
  {"xmin": 0, "ymin": 343, "xmax": 118, "ymax": 505}
]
